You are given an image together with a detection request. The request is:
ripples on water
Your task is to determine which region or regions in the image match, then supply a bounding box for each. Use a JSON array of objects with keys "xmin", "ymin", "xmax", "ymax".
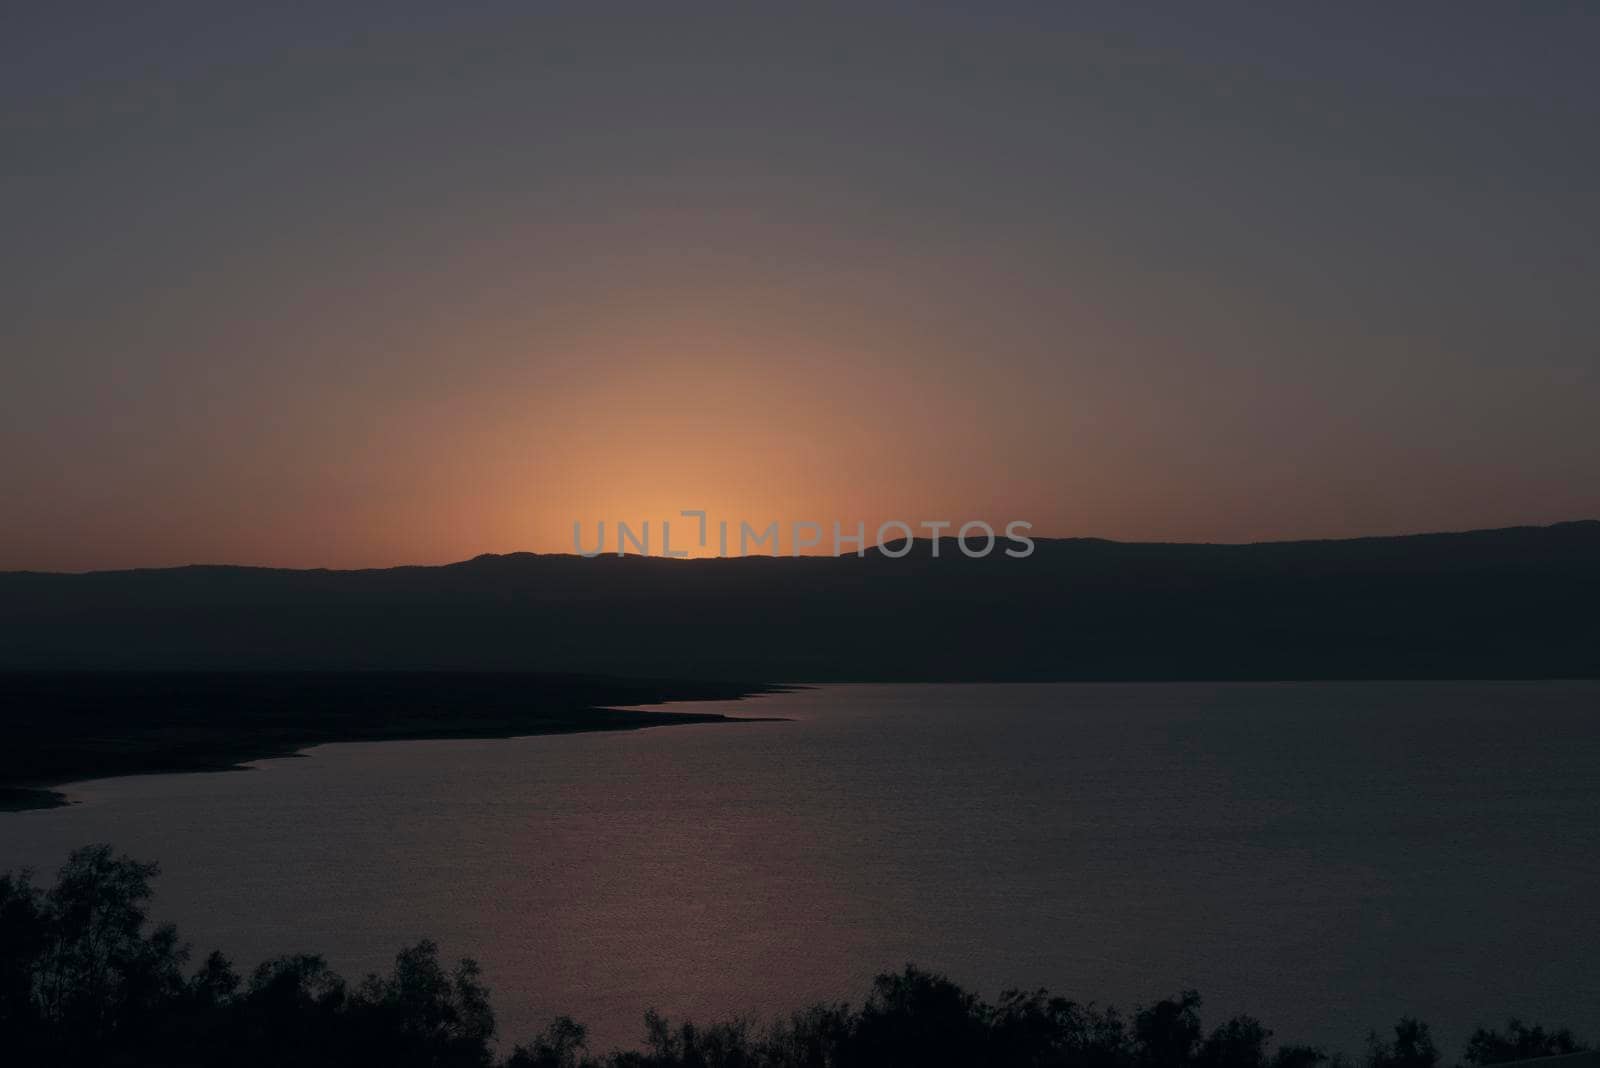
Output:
[{"xmin": 3, "ymin": 682, "xmax": 1598, "ymax": 1053}]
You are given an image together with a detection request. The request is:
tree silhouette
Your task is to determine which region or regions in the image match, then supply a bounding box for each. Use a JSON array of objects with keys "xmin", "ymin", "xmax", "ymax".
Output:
[
  {"xmin": 0, "ymin": 846, "xmax": 1591, "ymax": 1068},
  {"xmin": 1464, "ymin": 1020, "xmax": 1587, "ymax": 1065},
  {"xmin": 1367, "ymin": 1019, "xmax": 1440, "ymax": 1068}
]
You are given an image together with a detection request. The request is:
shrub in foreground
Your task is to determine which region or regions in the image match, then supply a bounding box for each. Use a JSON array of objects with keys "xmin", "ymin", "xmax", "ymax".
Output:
[{"xmin": 0, "ymin": 847, "xmax": 1589, "ymax": 1068}]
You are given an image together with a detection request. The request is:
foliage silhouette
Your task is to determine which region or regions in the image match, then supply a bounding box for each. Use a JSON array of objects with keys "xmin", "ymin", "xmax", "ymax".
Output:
[
  {"xmin": 1367, "ymin": 1019, "xmax": 1441, "ymax": 1068},
  {"xmin": 0, "ymin": 847, "xmax": 1591, "ymax": 1068},
  {"xmin": 1464, "ymin": 1021, "xmax": 1586, "ymax": 1066}
]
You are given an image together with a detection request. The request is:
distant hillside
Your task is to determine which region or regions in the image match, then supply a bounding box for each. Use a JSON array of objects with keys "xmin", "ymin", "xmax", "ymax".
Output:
[{"xmin": 3, "ymin": 522, "xmax": 1599, "ymax": 680}]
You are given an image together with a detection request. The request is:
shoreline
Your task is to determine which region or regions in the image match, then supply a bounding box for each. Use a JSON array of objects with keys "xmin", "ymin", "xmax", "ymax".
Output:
[{"xmin": 1, "ymin": 671, "xmax": 781, "ymax": 812}]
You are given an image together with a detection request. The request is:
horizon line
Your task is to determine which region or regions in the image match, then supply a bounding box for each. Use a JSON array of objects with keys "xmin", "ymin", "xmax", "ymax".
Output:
[{"xmin": 5, "ymin": 518, "xmax": 1597, "ymax": 578}]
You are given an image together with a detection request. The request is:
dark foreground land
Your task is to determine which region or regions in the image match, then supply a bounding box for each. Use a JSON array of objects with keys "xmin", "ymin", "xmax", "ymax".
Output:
[
  {"xmin": 0, "ymin": 672, "xmax": 772, "ymax": 810},
  {"xmin": 1, "ymin": 845, "xmax": 1591, "ymax": 1068}
]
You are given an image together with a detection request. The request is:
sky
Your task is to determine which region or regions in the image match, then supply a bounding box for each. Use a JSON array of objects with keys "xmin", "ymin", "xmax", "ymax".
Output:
[{"xmin": 4, "ymin": 2, "xmax": 1598, "ymax": 570}]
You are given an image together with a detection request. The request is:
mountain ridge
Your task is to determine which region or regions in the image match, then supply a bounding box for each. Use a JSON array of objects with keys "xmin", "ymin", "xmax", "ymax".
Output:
[
  {"xmin": 3, "ymin": 521, "xmax": 1598, "ymax": 680},
  {"xmin": 7, "ymin": 518, "xmax": 1599, "ymax": 578}
]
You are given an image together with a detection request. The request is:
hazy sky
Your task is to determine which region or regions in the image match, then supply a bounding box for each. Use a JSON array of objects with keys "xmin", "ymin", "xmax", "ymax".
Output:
[{"xmin": 4, "ymin": 2, "xmax": 1598, "ymax": 570}]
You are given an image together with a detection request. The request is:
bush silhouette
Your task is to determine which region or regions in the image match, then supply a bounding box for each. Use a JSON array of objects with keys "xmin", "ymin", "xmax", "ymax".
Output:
[
  {"xmin": 0, "ymin": 846, "xmax": 1591, "ymax": 1068},
  {"xmin": 1368, "ymin": 1019, "xmax": 1441, "ymax": 1068},
  {"xmin": 1464, "ymin": 1020, "xmax": 1585, "ymax": 1065}
]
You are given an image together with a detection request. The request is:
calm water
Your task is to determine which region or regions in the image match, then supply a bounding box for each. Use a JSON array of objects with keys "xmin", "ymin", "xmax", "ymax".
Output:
[{"xmin": 4, "ymin": 683, "xmax": 1598, "ymax": 1053}]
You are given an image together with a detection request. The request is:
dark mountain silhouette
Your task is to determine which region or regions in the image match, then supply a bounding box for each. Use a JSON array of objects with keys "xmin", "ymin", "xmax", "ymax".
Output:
[{"xmin": 3, "ymin": 521, "xmax": 1598, "ymax": 681}]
